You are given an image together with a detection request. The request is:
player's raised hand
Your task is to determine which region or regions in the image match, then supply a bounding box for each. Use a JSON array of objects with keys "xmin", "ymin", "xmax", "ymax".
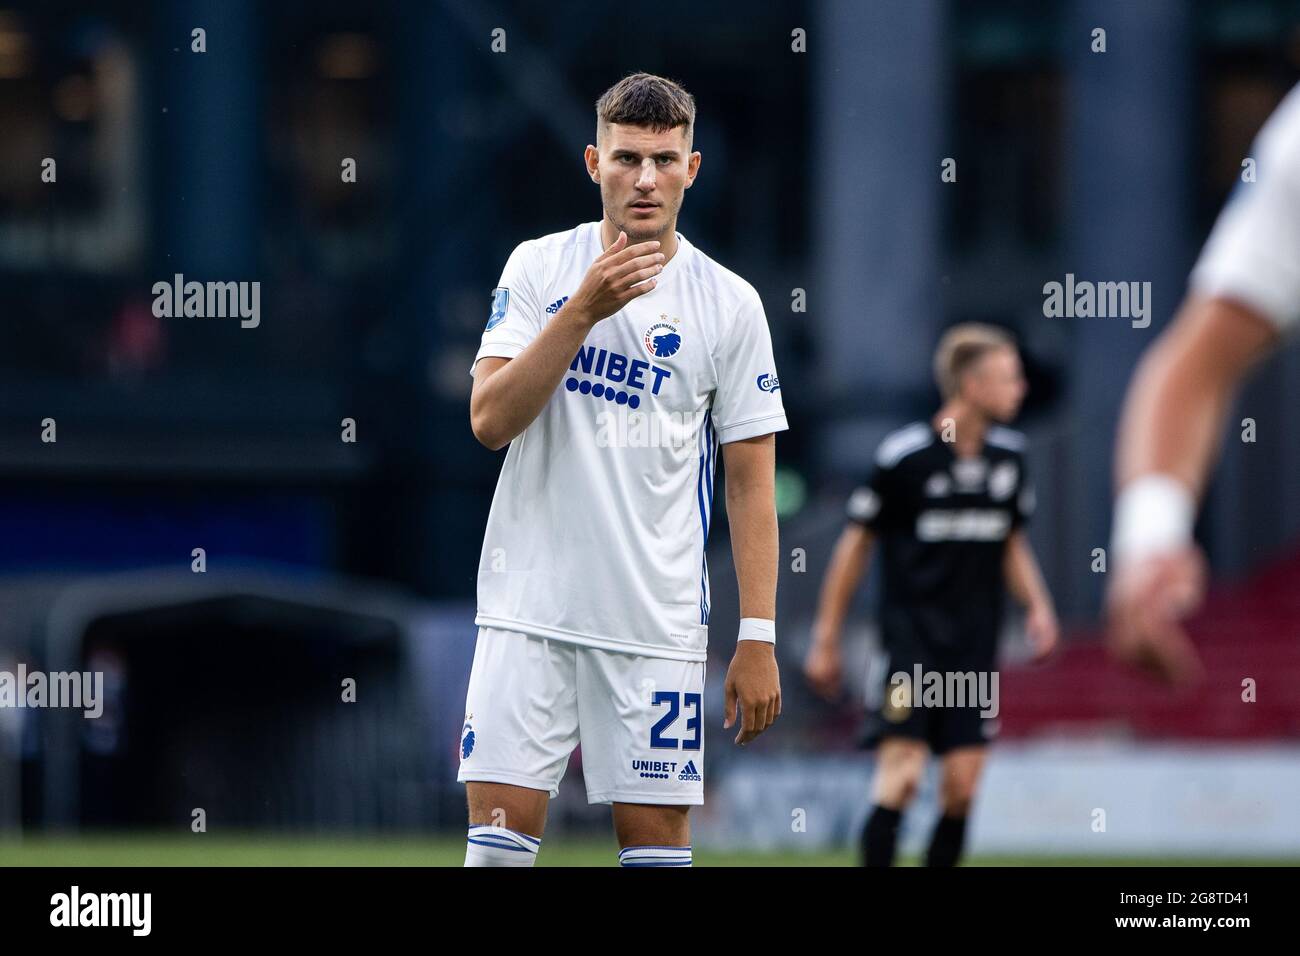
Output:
[
  {"xmin": 1105, "ymin": 547, "xmax": 1207, "ymax": 686},
  {"xmin": 724, "ymin": 640, "xmax": 781, "ymax": 745},
  {"xmin": 803, "ymin": 634, "xmax": 843, "ymax": 700},
  {"xmin": 564, "ymin": 230, "xmax": 665, "ymax": 325}
]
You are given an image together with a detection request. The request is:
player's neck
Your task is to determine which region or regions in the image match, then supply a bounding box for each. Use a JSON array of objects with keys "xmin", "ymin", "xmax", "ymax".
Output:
[
  {"xmin": 932, "ymin": 401, "xmax": 989, "ymax": 458},
  {"xmin": 601, "ymin": 217, "xmax": 680, "ymax": 262}
]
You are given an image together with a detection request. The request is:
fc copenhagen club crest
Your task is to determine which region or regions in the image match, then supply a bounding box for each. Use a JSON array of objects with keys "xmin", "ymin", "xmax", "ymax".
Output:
[
  {"xmin": 644, "ymin": 314, "xmax": 682, "ymax": 358},
  {"xmin": 460, "ymin": 715, "xmax": 475, "ymax": 760}
]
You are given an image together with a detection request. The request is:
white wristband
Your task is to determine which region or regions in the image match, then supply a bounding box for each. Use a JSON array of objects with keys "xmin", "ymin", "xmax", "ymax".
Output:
[
  {"xmin": 738, "ymin": 618, "xmax": 776, "ymax": 645},
  {"xmin": 1112, "ymin": 473, "xmax": 1195, "ymax": 565}
]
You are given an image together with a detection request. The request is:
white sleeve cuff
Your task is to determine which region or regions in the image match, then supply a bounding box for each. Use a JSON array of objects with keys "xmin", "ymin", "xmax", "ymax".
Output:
[
  {"xmin": 470, "ymin": 343, "xmax": 525, "ymax": 376},
  {"xmin": 716, "ymin": 414, "xmax": 789, "ymax": 445}
]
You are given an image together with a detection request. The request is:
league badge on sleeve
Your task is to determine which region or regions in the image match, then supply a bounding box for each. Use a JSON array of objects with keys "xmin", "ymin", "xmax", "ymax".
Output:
[{"xmin": 486, "ymin": 288, "xmax": 510, "ymax": 331}]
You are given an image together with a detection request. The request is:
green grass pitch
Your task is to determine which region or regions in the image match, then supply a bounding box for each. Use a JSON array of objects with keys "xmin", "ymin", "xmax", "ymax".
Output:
[{"xmin": 1, "ymin": 835, "xmax": 1295, "ymax": 866}]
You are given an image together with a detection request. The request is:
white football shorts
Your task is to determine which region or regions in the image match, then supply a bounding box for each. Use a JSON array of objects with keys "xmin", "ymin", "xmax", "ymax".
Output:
[{"xmin": 457, "ymin": 627, "xmax": 705, "ymax": 805}]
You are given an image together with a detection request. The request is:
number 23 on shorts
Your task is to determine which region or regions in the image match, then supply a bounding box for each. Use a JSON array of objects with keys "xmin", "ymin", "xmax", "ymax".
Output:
[{"xmin": 649, "ymin": 691, "xmax": 701, "ymax": 750}]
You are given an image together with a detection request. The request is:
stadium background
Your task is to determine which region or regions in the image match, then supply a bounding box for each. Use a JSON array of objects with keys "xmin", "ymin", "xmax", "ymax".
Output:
[{"xmin": 2, "ymin": 0, "xmax": 1298, "ymax": 865}]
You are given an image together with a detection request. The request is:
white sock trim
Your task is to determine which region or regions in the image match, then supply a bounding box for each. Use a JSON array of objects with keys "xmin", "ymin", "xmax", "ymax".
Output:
[
  {"xmin": 618, "ymin": 845, "xmax": 692, "ymax": 868},
  {"xmin": 465, "ymin": 825, "xmax": 541, "ymax": 867}
]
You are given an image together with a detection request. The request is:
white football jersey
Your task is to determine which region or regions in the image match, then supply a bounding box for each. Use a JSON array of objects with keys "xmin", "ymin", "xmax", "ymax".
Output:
[
  {"xmin": 1190, "ymin": 82, "xmax": 1300, "ymax": 333},
  {"xmin": 471, "ymin": 221, "xmax": 788, "ymax": 661}
]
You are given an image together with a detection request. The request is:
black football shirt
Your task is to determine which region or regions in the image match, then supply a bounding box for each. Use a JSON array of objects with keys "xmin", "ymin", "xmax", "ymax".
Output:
[{"xmin": 846, "ymin": 421, "xmax": 1033, "ymax": 662}]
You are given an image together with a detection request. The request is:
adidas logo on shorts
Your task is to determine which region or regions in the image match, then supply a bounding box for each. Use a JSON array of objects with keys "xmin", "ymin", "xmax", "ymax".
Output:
[{"xmin": 678, "ymin": 760, "xmax": 701, "ymax": 782}]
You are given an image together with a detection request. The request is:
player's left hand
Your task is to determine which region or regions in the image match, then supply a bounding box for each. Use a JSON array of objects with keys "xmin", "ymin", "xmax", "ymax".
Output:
[
  {"xmin": 724, "ymin": 640, "xmax": 781, "ymax": 746},
  {"xmin": 1025, "ymin": 601, "xmax": 1059, "ymax": 662},
  {"xmin": 1105, "ymin": 547, "xmax": 1208, "ymax": 687}
]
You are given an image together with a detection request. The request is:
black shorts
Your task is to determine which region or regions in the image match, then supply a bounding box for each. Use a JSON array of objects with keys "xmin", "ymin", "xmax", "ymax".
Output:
[{"xmin": 860, "ymin": 632, "xmax": 999, "ymax": 755}]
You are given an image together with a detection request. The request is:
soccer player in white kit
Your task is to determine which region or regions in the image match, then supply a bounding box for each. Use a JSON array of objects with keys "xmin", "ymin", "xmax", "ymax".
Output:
[
  {"xmin": 460, "ymin": 73, "xmax": 788, "ymax": 866},
  {"xmin": 1108, "ymin": 84, "xmax": 1300, "ymax": 683}
]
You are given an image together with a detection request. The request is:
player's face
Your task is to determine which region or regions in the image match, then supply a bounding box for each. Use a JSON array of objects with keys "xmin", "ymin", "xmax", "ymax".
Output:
[
  {"xmin": 966, "ymin": 346, "xmax": 1027, "ymax": 422},
  {"xmin": 587, "ymin": 123, "xmax": 700, "ymax": 242}
]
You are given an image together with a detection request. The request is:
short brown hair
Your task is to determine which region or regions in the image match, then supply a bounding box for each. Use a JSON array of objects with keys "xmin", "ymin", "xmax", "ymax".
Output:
[
  {"xmin": 933, "ymin": 323, "xmax": 1016, "ymax": 399},
  {"xmin": 596, "ymin": 72, "xmax": 696, "ymax": 145}
]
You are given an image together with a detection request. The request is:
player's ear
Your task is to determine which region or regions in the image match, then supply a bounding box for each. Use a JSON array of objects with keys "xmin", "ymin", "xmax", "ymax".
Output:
[
  {"xmin": 584, "ymin": 144, "xmax": 600, "ymax": 183},
  {"xmin": 685, "ymin": 150, "xmax": 701, "ymax": 188}
]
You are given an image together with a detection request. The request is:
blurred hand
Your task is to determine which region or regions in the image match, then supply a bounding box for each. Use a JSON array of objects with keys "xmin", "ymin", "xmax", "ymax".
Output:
[
  {"xmin": 803, "ymin": 635, "xmax": 843, "ymax": 701},
  {"xmin": 564, "ymin": 231, "xmax": 664, "ymax": 325},
  {"xmin": 1105, "ymin": 547, "xmax": 1208, "ymax": 686},
  {"xmin": 724, "ymin": 640, "xmax": 781, "ymax": 745},
  {"xmin": 1025, "ymin": 601, "xmax": 1060, "ymax": 662}
]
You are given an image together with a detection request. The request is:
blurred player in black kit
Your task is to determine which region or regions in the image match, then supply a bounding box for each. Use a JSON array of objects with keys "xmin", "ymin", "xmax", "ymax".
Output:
[{"xmin": 805, "ymin": 324, "xmax": 1058, "ymax": 866}]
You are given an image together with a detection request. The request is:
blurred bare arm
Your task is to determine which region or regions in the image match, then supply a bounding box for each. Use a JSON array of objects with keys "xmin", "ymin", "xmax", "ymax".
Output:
[
  {"xmin": 1115, "ymin": 295, "xmax": 1277, "ymax": 495},
  {"xmin": 1107, "ymin": 295, "xmax": 1278, "ymax": 684},
  {"xmin": 1003, "ymin": 529, "xmax": 1058, "ymax": 661},
  {"xmin": 804, "ymin": 523, "xmax": 874, "ymax": 699}
]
